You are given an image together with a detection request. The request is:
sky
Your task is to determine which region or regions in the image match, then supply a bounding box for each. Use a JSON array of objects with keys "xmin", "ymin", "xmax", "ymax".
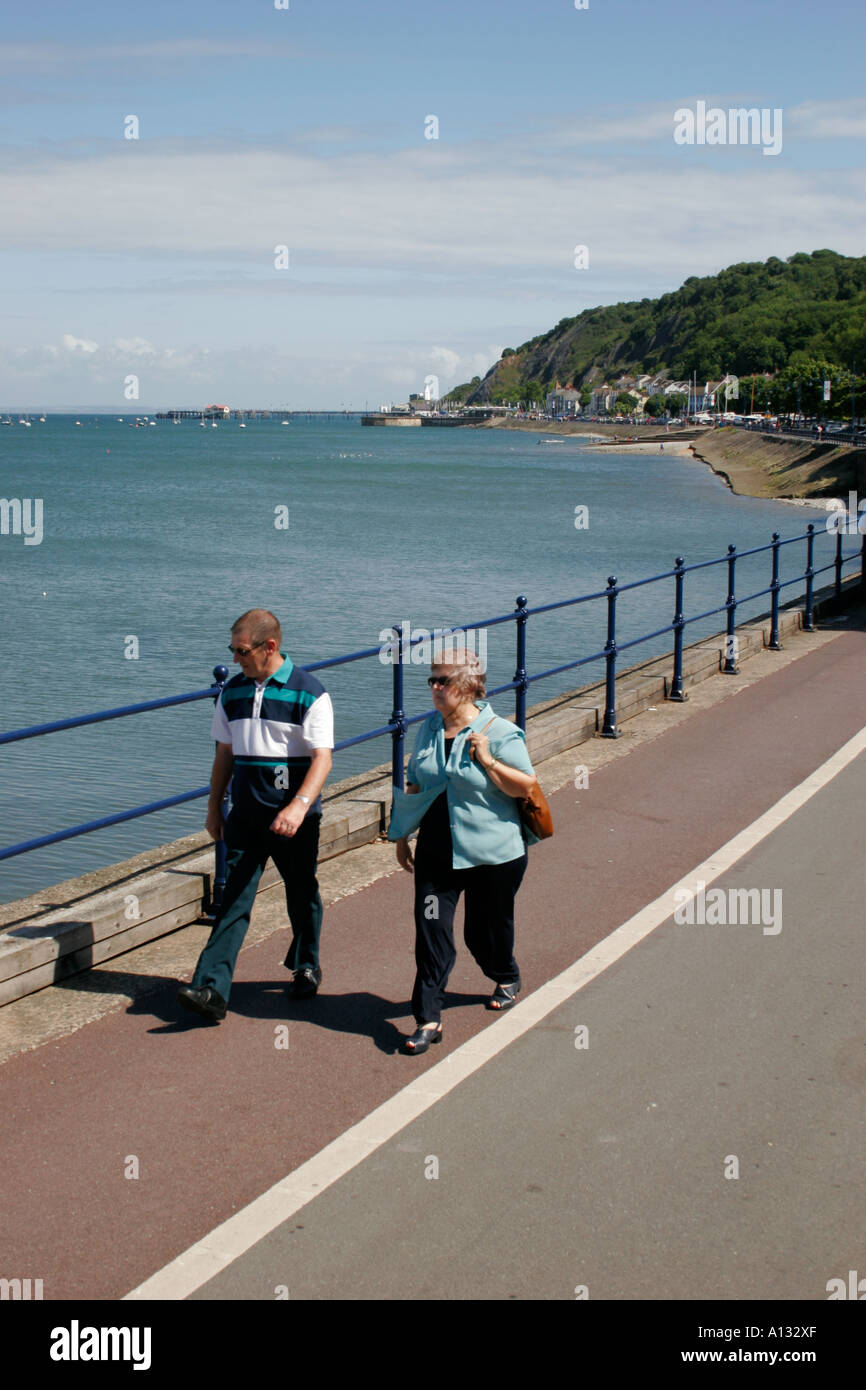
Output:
[{"xmin": 1, "ymin": 0, "xmax": 864, "ymax": 411}]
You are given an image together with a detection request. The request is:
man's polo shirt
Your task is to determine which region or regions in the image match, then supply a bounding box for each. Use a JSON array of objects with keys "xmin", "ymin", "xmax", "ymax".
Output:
[{"xmin": 211, "ymin": 654, "xmax": 333, "ymax": 817}]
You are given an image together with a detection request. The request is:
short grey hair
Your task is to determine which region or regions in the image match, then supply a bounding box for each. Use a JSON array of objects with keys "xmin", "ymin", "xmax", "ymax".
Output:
[
  {"xmin": 432, "ymin": 645, "xmax": 486, "ymax": 700},
  {"xmin": 232, "ymin": 608, "xmax": 282, "ymax": 647}
]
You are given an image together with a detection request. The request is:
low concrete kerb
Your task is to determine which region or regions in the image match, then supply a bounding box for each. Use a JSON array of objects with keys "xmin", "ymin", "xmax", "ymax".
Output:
[{"xmin": 0, "ymin": 577, "xmax": 860, "ymax": 1007}]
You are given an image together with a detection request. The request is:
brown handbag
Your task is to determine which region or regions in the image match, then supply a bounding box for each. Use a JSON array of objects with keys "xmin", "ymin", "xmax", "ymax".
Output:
[
  {"xmin": 519, "ymin": 780, "xmax": 554, "ymax": 841},
  {"xmin": 475, "ymin": 715, "xmax": 553, "ymax": 841}
]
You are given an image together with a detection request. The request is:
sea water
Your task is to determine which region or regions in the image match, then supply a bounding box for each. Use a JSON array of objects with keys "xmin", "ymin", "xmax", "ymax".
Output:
[{"xmin": 0, "ymin": 415, "xmax": 832, "ymax": 900}]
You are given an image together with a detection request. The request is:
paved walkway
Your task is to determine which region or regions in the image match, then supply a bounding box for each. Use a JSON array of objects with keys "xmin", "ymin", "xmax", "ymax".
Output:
[{"xmin": 1, "ymin": 611, "xmax": 864, "ymax": 1301}]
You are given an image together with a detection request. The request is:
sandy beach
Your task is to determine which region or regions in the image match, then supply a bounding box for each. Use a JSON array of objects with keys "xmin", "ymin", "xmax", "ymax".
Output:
[{"xmin": 590, "ymin": 439, "xmax": 695, "ymax": 456}]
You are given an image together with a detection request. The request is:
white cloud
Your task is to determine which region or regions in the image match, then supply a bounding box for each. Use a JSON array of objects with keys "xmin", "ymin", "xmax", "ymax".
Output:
[
  {"xmin": 786, "ymin": 97, "xmax": 866, "ymax": 140},
  {"xmin": 113, "ymin": 337, "xmax": 158, "ymax": 357},
  {"xmin": 1, "ymin": 137, "xmax": 862, "ymax": 285},
  {"xmin": 62, "ymin": 334, "xmax": 98, "ymax": 353},
  {"xmin": 1, "ymin": 93, "xmax": 863, "ymax": 407}
]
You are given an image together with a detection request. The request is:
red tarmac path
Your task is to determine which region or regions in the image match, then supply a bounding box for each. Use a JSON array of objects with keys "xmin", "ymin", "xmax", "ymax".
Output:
[{"xmin": 1, "ymin": 622, "xmax": 865, "ymax": 1299}]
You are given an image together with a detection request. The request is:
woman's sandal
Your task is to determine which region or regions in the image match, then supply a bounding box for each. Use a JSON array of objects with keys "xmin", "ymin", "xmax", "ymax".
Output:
[
  {"xmin": 487, "ymin": 980, "xmax": 521, "ymax": 1011},
  {"xmin": 402, "ymin": 1023, "xmax": 443, "ymax": 1055}
]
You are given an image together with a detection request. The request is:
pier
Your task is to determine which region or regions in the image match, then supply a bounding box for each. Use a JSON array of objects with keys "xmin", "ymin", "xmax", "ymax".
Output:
[
  {"xmin": 361, "ymin": 408, "xmax": 498, "ymax": 426},
  {"xmin": 154, "ymin": 409, "xmax": 364, "ymax": 421}
]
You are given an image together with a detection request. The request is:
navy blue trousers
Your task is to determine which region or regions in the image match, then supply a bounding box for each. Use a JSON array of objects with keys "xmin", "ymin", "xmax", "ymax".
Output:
[{"xmin": 192, "ymin": 810, "xmax": 323, "ymax": 1003}]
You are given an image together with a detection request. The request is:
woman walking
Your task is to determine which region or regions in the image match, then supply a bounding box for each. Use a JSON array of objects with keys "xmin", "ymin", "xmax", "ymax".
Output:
[{"xmin": 389, "ymin": 647, "xmax": 537, "ymax": 1054}]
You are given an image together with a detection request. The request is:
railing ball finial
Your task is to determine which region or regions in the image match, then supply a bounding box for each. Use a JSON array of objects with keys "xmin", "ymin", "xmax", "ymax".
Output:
[{"xmin": 213, "ymin": 664, "xmax": 230, "ymax": 685}]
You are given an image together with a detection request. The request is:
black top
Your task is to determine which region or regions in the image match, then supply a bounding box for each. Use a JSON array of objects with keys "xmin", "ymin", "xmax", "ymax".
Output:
[{"xmin": 417, "ymin": 736, "xmax": 454, "ymax": 860}]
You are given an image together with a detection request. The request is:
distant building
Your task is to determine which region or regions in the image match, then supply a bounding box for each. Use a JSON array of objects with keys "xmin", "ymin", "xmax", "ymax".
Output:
[
  {"xmin": 589, "ymin": 384, "xmax": 616, "ymax": 414},
  {"xmin": 546, "ymin": 387, "xmax": 582, "ymax": 416},
  {"xmin": 204, "ymin": 403, "xmax": 230, "ymax": 417}
]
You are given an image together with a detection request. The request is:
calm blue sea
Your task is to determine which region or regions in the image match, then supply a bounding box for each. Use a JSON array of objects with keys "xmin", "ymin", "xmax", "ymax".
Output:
[{"xmin": 0, "ymin": 415, "xmax": 833, "ymax": 902}]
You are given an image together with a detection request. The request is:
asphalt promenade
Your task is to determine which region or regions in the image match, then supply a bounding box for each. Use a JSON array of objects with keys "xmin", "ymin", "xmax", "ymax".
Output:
[{"xmin": 1, "ymin": 609, "xmax": 864, "ymax": 1304}]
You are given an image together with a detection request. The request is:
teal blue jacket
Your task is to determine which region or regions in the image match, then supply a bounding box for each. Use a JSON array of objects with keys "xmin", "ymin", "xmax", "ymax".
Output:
[{"xmin": 387, "ymin": 701, "xmax": 535, "ymax": 868}]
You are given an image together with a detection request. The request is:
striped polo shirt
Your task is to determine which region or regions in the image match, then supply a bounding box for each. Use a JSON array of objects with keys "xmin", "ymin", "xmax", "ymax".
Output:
[{"xmin": 211, "ymin": 654, "xmax": 333, "ymax": 816}]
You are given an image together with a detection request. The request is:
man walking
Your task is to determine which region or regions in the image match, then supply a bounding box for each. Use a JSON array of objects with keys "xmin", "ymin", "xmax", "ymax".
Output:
[{"xmin": 177, "ymin": 609, "xmax": 333, "ymax": 1022}]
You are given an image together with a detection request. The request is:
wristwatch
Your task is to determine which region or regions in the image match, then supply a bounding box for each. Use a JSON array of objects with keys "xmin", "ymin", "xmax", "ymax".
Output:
[{"xmin": 294, "ymin": 794, "xmax": 310, "ymax": 805}]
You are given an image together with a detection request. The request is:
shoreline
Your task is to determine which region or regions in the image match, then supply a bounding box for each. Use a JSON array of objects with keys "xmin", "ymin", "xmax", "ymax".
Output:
[{"xmin": 474, "ymin": 416, "xmax": 864, "ymax": 503}]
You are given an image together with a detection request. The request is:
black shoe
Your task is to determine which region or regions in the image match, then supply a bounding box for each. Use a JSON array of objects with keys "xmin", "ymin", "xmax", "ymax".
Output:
[
  {"xmin": 288, "ymin": 966, "xmax": 322, "ymax": 999},
  {"xmin": 486, "ymin": 979, "xmax": 521, "ymax": 1011},
  {"xmin": 177, "ymin": 984, "xmax": 227, "ymax": 1021},
  {"xmin": 402, "ymin": 1023, "xmax": 443, "ymax": 1055}
]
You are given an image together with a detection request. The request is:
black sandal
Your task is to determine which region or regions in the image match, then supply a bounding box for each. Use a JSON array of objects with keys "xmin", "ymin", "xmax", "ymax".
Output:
[
  {"xmin": 402, "ymin": 1023, "xmax": 443, "ymax": 1054},
  {"xmin": 487, "ymin": 980, "xmax": 521, "ymax": 1011}
]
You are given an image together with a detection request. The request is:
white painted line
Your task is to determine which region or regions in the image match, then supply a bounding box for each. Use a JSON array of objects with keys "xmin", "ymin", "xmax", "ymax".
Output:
[{"xmin": 124, "ymin": 723, "xmax": 866, "ymax": 1301}]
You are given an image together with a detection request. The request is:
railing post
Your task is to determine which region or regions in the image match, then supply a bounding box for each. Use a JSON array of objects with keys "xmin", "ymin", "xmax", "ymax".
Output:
[
  {"xmin": 209, "ymin": 663, "xmax": 230, "ymax": 917},
  {"xmin": 803, "ymin": 524, "xmax": 815, "ymax": 631},
  {"xmin": 834, "ymin": 528, "xmax": 843, "ymax": 600},
  {"xmin": 669, "ymin": 557, "xmax": 688, "ymax": 701},
  {"xmin": 601, "ymin": 576, "xmax": 619, "ymax": 738},
  {"xmin": 768, "ymin": 532, "xmax": 783, "ymax": 650},
  {"xmin": 723, "ymin": 545, "xmax": 739, "ymax": 673},
  {"xmin": 514, "ymin": 594, "xmax": 528, "ymax": 730},
  {"xmin": 390, "ymin": 624, "xmax": 406, "ymax": 789}
]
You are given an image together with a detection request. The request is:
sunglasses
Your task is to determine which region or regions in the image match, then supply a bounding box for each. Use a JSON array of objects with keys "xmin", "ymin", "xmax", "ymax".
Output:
[
  {"xmin": 427, "ymin": 675, "xmax": 454, "ymax": 688},
  {"xmin": 228, "ymin": 641, "xmax": 266, "ymax": 657}
]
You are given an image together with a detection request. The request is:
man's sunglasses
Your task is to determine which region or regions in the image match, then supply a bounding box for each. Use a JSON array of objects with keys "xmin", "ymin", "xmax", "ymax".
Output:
[
  {"xmin": 228, "ymin": 641, "xmax": 266, "ymax": 657},
  {"xmin": 427, "ymin": 675, "xmax": 454, "ymax": 688}
]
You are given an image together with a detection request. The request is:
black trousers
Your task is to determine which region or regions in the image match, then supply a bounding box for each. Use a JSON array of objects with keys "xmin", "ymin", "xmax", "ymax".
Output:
[
  {"xmin": 411, "ymin": 846, "xmax": 528, "ymax": 1026},
  {"xmin": 192, "ymin": 810, "xmax": 323, "ymax": 1003}
]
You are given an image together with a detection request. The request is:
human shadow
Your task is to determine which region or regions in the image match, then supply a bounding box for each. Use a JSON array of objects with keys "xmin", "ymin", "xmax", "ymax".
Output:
[{"xmin": 121, "ymin": 971, "xmax": 488, "ymax": 1054}]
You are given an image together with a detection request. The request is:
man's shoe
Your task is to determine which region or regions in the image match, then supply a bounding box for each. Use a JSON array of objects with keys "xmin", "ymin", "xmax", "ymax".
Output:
[
  {"xmin": 288, "ymin": 967, "xmax": 322, "ymax": 999},
  {"xmin": 177, "ymin": 984, "xmax": 227, "ymax": 1021}
]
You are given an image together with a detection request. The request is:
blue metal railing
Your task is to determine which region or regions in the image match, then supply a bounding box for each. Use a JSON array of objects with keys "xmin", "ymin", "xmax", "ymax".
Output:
[{"xmin": 2, "ymin": 522, "xmax": 864, "ymax": 904}]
